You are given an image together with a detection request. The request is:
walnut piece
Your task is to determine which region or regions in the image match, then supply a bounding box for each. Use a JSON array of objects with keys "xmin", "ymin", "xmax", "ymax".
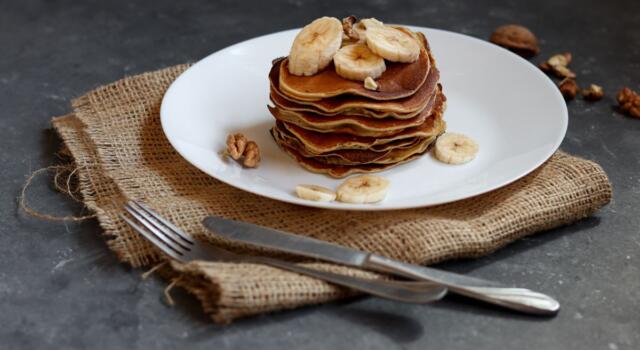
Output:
[
  {"xmin": 242, "ymin": 141, "xmax": 261, "ymax": 168},
  {"xmin": 559, "ymin": 78, "xmax": 579, "ymax": 100},
  {"xmin": 539, "ymin": 53, "xmax": 575, "ymax": 78},
  {"xmin": 581, "ymin": 84, "xmax": 604, "ymax": 101},
  {"xmin": 548, "ymin": 53, "xmax": 572, "ymax": 67},
  {"xmin": 617, "ymin": 87, "xmax": 640, "ymax": 118},
  {"xmin": 490, "ymin": 24, "xmax": 539, "ymax": 58},
  {"xmin": 342, "ymin": 15, "xmax": 358, "ymax": 40},
  {"xmin": 226, "ymin": 133, "xmax": 247, "ymax": 160},
  {"xmin": 551, "ymin": 64, "xmax": 576, "ymax": 79},
  {"xmin": 538, "ymin": 61, "xmax": 552, "ymax": 73},
  {"xmin": 364, "ymin": 76, "xmax": 378, "ymax": 91}
]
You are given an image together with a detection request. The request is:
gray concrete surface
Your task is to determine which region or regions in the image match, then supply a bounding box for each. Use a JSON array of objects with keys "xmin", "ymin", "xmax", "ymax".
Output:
[{"xmin": 1, "ymin": 0, "xmax": 638, "ymax": 349}]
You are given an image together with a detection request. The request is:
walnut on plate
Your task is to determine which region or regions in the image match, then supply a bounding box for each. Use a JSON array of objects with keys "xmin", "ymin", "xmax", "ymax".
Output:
[
  {"xmin": 226, "ymin": 133, "xmax": 247, "ymax": 160},
  {"xmin": 224, "ymin": 133, "xmax": 261, "ymax": 168},
  {"xmin": 243, "ymin": 141, "xmax": 261, "ymax": 168}
]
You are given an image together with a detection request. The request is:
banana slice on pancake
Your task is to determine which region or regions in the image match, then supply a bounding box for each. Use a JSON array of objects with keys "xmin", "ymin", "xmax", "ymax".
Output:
[
  {"xmin": 434, "ymin": 133, "xmax": 479, "ymax": 164},
  {"xmin": 288, "ymin": 17, "xmax": 343, "ymax": 76},
  {"xmin": 365, "ymin": 21, "xmax": 420, "ymax": 63},
  {"xmin": 333, "ymin": 43, "xmax": 386, "ymax": 81},
  {"xmin": 337, "ymin": 175, "xmax": 390, "ymax": 204}
]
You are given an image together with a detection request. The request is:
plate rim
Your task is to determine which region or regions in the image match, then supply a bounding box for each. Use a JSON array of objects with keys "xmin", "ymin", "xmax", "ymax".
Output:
[{"xmin": 160, "ymin": 26, "xmax": 568, "ymax": 211}]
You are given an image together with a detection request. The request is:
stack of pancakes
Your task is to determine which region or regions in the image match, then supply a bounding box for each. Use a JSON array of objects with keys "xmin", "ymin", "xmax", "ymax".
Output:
[{"xmin": 268, "ymin": 28, "xmax": 446, "ymax": 178}]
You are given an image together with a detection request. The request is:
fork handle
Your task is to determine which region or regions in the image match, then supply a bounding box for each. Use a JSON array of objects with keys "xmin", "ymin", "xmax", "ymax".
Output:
[
  {"xmin": 364, "ymin": 254, "xmax": 560, "ymax": 315},
  {"xmin": 249, "ymin": 257, "xmax": 447, "ymax": 304}
]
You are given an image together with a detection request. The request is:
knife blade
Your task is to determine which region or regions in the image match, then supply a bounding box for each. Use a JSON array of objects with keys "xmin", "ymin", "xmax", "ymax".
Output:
[
  {"xmin": 203, "ymin": 215, "xmax": 370, "ymax": 266},
  {"xmin": 203, "ymin": 215, "xmax": 560, "ymax": 315}
]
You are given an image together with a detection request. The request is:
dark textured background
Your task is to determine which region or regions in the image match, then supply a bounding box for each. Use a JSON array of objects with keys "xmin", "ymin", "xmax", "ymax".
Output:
[{"xmin": 1, "ymin": 0, "xmax": 639, "ymax": 349}]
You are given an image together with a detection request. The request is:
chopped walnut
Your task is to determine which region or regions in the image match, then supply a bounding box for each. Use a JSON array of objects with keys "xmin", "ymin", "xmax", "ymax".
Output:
[
  {"xmin": 364, "ymin": 76, "xmax": 378, "ymax": 91},
  {"xmin": 226, "ymin": 133, "xmax": 247, "ymax": 160},
  {"xmin": 559, "ymin": 78, "xmax": 579, "ymax": 100},
  {"xmin": 243, "ymin": 141, "xmax": 261, "ymax": 168},
  {"xmin": 581, "ymin": 84, "xmax": 604, "ymax": 101},
  {"xmin": 551, "ymin": 65, "xmax": 576, "ymax": 79},
  {"xmin": 538, "ymin": 61, "xmax": 552, "ymax": 73},
  {"xmin": 489, "ymin": 24, "xmax": 539, "ymax": 58},
  {"xmin": 548, "ymin": 53, "xmax": 572, "ymax": 67},
  {"xmin": 617, "ymin": 87, "xmax": 640, "ymax": 118},
  {"xmin": 342, "ymin": 15, "xmax": 358, "ymax": 40},
  {"xmin": 539, "ymin": 52, "xmax": 575, "ymax": 78}
]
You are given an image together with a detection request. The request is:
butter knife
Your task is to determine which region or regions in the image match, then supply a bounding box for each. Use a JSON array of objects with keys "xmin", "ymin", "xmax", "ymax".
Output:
[{"xmin": 203, "ymin": 216, "xmax": 560, "ymax": 315}]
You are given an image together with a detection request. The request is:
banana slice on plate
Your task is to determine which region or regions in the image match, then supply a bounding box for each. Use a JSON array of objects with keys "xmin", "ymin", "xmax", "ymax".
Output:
[
  {"xmin": 288, "ymin": 17, "xmax": 343, "ymax": 76},
  {"xmin": 334, "ymin": 43, "xmax": 386, "ymax": 81},
  {"xmin": 337, "ymin": 175, "xmax": 390, "ymax": 204},
  {"xmin": 434, "ymin": 133, "xmax": 479, "ymax": 165},
  {"xmin": 365, "ymin": 23, "xmax": 420, "ymax": 63},
  {"xmin": 295, "ymin": 184, "xmax": 337, "ymax": 202}
]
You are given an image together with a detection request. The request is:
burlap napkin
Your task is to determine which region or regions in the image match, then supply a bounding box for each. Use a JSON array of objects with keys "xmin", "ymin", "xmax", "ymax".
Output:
[{"xmin": 50, "ymin": 65, "xmax": 612, "ymax": 323}]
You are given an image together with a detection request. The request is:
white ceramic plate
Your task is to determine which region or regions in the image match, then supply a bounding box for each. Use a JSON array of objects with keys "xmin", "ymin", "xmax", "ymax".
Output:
[{"xmin": 161, "ymin": 26, "xmax": 567, "ymax": 211}]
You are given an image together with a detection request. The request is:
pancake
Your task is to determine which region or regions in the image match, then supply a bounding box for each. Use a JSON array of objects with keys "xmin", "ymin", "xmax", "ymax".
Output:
[
  {"xmin": 275, "ymin": 140, "xmax": 429, "ymax": 178},
  {"xmin": 278, "ymin": 107, "xmax": 445, "ymax": 153},
  {"xmin": 272, "ymin": 126, "xmax": 437, "ymax": 165},
  {"xmin": 278, "ymin": 28, "xmax": 432, "ymax": 102},
  {"xmin": 278, "ymin": 50, "xmax": 429, "ymax": 102},
  {"xmin": 268, "ymin": 89, "xmax": 443, "ymax": 137},
  {"xmin": 269, "ymin": 57, "xmax": 440, "ymax": 118},
  {"xmin": 272, "ymin": 124, "xmax": 426, "ymax": 161},
  {"xmin": 312, "ymin": 136, "xmax": 437, "ymax": 166}
]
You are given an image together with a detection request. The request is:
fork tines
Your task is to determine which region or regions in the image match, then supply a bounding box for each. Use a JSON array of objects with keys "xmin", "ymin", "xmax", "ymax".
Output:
[{"xmin": 121, "ymin": 201, "xmax": 194, "ymax": 261}]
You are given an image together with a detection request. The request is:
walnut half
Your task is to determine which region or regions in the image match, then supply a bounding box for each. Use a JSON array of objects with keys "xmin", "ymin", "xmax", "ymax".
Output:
[
  {"xmin": 226, "ymin": 133, "xmax": 247, "ymax": 160},
  {"xmin": 490, "ymin": 24, "xmax": 539, "ymax": 58},
  {"xmin": 243, "ymin": 141, "xmax": 260, "ymax": 168}
]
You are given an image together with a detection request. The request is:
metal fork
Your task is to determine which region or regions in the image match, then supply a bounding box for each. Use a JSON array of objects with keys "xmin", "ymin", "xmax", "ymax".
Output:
[{"xmin": 121, "ymin": 201, "xmax": 447, "ymax": 304}]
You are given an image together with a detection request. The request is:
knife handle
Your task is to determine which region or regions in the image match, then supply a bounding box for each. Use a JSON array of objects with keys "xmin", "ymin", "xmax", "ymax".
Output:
[{"xmin": 364, "ymin": 254, "xmax": 560, "ymax": 316}]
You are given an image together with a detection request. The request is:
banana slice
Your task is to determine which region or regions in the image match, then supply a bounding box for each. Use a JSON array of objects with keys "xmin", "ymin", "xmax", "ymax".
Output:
[
  {"xmin": 365, "ymin": 24, "xmax": 420, "ymax": 63},
  {"xmin": 337, "ymin": 175, "xmax": 390, "ymax": 204},
  {"xmin": 434, "ymin": 133, "xmax": 479, "ymax": 165},
  {"xmin": 288, "ymin": 17, "xmax": 343, "ymax": 76},
  {"xmin": 334, "ymin": 43, "xmax": 386, "ymax": 81},
  {"xmin": 295, "ymin": 184, "xmax": 336, "ymax": 202},
  {"xmin": 361, "ymin": 18, "xmax": 384, "ymax": 29}
]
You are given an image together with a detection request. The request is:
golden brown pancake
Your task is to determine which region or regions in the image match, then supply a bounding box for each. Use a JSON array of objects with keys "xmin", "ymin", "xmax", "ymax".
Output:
[
  {"xmin": 278, "ymin": 110, "xmax": 445, "ymax": 153},
  {"xmin": 269, "ymin": 57, "xmax": 440, "ymax": 118},
  {"xmin": 278, "ymin": 52, "xmax": 429, "ymax": 101},
  {"xmin": 278, "ymin": 27, "xmax": 432, "ymax": 102},
  {"xmin": 274, "ymin": 140, "xmax": 429, "ymax": 178},
  {"xmin": 268, "ymin": 89, "xmax": 443, "ymax": 137},
  {"xmin": 272, "ymin": 126, "xmax": 437, "ymax": 165}
]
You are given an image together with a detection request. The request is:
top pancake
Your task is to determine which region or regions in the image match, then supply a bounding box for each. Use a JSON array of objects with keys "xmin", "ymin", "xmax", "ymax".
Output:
[
  {"xmin": 269, "ymin": 58, "xmax": 440, "ymax": 118},
  {"xmin": 278, "ymin": 29, "xmax": 431, "ymax": 102}
]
